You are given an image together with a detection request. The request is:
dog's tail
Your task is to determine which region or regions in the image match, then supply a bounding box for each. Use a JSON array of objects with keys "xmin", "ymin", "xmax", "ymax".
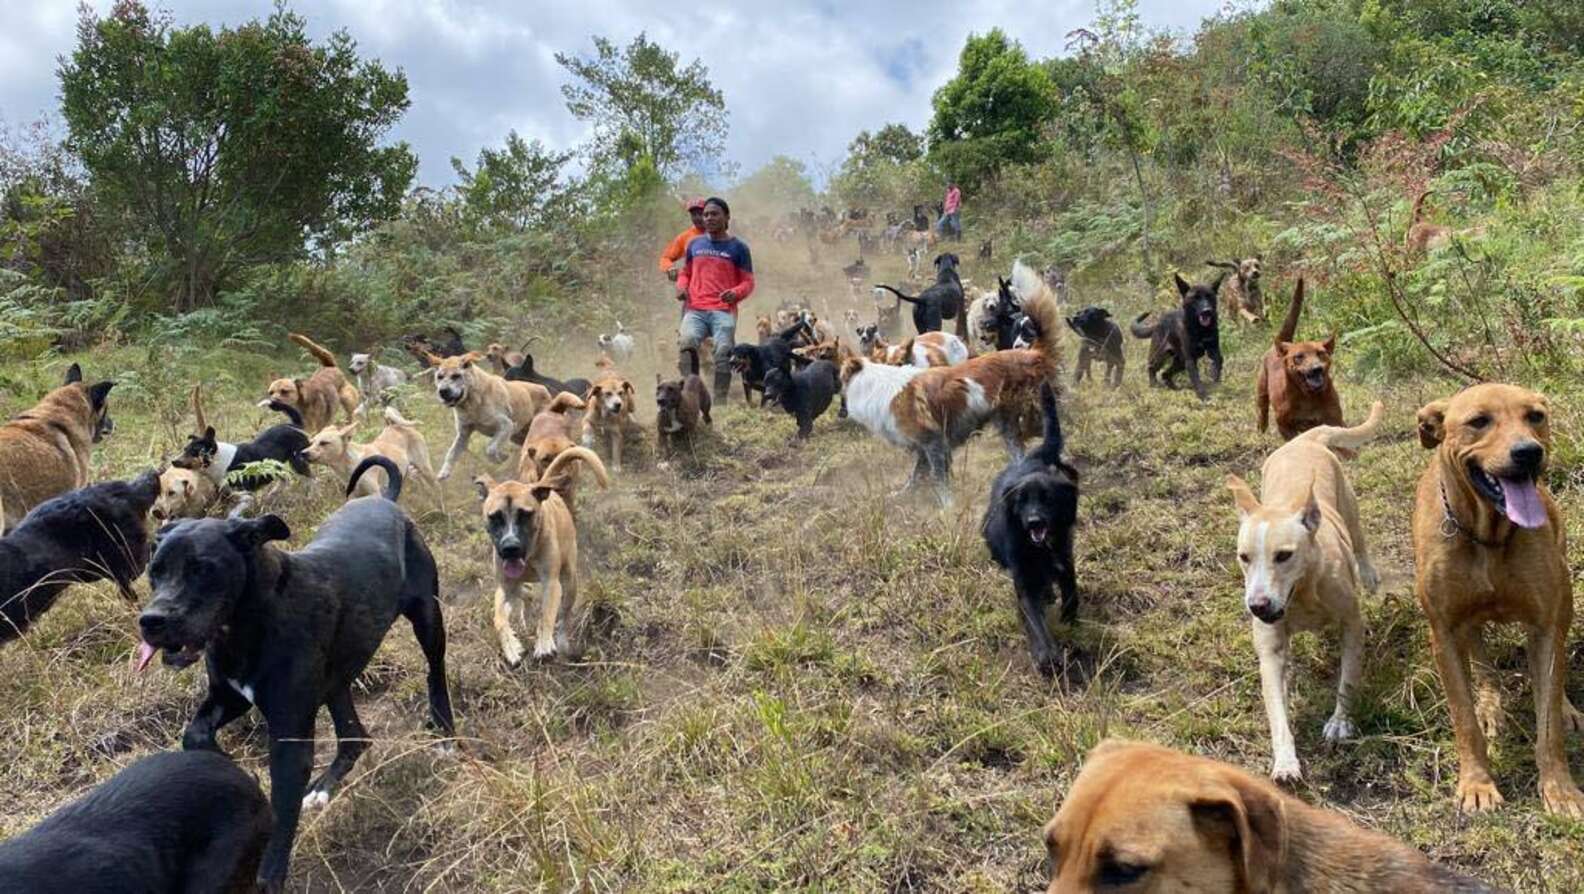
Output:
[
  {"xmin": 1036, "ymin": 381, "xmax": 1063, "ymax": 455},
  {"xmin": 682, "ymin": 346, "xmax": 701, "ymax": 376},
  {"xmin": 1024, "ymin": 292, "xmax": 1064, "ymax": 372},
  {"xmin": 540, "ymin": 445, "xmax": 610, "ymax": 491},
  {"xmin": 873, "ymin": 284, "xmax": 921, "ymax": 305},
  {"xmin": 289, "ymin": 333, "xmax": 338, "ymax": 368},
  {"xmin": 546, "ymin": 391, "xmax": 586, "ymax": 414},
  {"xmin": 1204, "ymin": 259, "xmax": 1238, "ymax": 271},
  {"xmin": 267, "ymin": 399, "xmax": 304, "ymax": 429},
  {"xmin": 1275, "ymin": 277, "xmax": 1304, "ymax": 345},
  {"xmin": 347, "ymin": 455, "xmax": 402, "ymax": 502},
  {"xmin": 1010, "ymin": 258, "xmax": 1053, "ymax": 305},
  {"xmin": 190, "ymin": 383, "xmax": 207, "ymax": 433},
  {"xmin": 383, "ymin": 406, "xmax": 418, "ymax": 428},
  {"xmin": 1130, "ymin": 312, "xmax": 1157, "ymax": 339},
  {"xmin": 1306, "ymin": 401, "xmax": 1386, "ymax": 455}
]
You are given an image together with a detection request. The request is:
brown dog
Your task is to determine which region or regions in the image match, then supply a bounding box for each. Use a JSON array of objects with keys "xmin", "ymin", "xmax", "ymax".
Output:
[
  {"xmin": 300, "ymin": 406, "xmax": 438, "ymax": 501},
  {"xmin": 1413, "ymin": 383, "xmax": 1584, "ymax": 816},
  {"xmin": 0, "ymin": 364, "xmax": 115, "ymax": 533},
  {"xmin": 583, "ymin": 362, "xmax": 638, "ymax": 474},
  {"xmin": 1045, "ymin": 740, "xmax": 1499, "ymax": 892},
  {"xmin": 475, "ymin": 447, "xmax": 609, "ymax": 665},
  {"xmin": 1255, "ymin": 278, "xmax": 1342, "ymax": 441},
  {"xmin": 262, "ymin": 333, "xmax": 360, "ymax": 435},
  {"xmin": 517, "ymin": 392, "xmax": 589, "ymax": 506},
  {"xmin": 430, "ymin": 351, "xmax": 551, "ymax": 480},
  {"xmin": 655, "ymin": 347, "xmax": 711, "ymax": 459},
  {"xmin": 1208, "ymin": 256, "xmax": 1265, "ymax": 324},
  {"xmin": 484, "ymin": 341, "xmax": 529, "ymax": 375}
]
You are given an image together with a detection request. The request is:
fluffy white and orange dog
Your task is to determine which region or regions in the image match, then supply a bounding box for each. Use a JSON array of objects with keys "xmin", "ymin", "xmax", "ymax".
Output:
[
  {"xmin": 301, "ymin": 406, "xmax": 439, "ymax": 500},
  {"xmin": 430, "ymin": 352, "xmax": 550, "ymax": 479},
  {"xmin": 582, "ymin": 359, "xmax": 638, "ymax": 474}
]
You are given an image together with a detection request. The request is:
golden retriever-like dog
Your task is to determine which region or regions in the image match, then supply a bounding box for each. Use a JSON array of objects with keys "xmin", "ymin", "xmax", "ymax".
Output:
[
  {"xmin": 300, "ymin": 406, "xmax": 439, "ymax": 500},
  {"xmin": 0, "ymin": 364, "xmax": 115, "ymax": 533},
  {"xmin": 429, "ymin": 351, "xmax": 551, "ymax": 480},
  {"xmin": 516, "ymin": 392, "xmax": 590, "ymax": 507},
  {"xmin": 151, "ymin": 466, "xmax": 221, "ymax": 522},
  {"xmin": 583, "ymin": 360, "xmax": 638, "ymax": 474},
  {"xmin": 262, "ymin": 333, "xmax": 360, "ymax": 435},
  {"xmin": 1413, "ymin": 382, "xmax": 1584, "ymax": 816}
]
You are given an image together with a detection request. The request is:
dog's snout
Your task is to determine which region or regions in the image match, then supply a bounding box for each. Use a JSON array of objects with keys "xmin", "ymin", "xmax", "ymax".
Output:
[
  {"xmin": 497, "ymin": 540, "xmax": 524, "ymax": 560},
  {"xmin": 138, "ymin": 612, "xmax": 168, "ymax": 636},
  {"xmin": 1510, "ymin": 440, "xmax": 1544, "ymax": 473}
]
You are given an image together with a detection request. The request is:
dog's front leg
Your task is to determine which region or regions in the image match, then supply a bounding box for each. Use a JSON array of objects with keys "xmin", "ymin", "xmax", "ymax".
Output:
[
  {"xmin": 437, "ymin": 420, "xmax": 471, "ymax": 480},
  {"xmin": 1253, "ymin": 620, "xmax": 1301, "ymax": 782},
  {"xmin": 1324, "ymin": 607, "xmax": 1364, "ymax": 742},
  {"xmin": 534, "ymin": 558, "xmax": 564, "ymax": 659},
  {"xmin": 1186, "ymin": 351, "xmax": 1208, "ymax": 401},
  {"xmin": 555, "ymin": 564, "xmax": 580, "ymax": 658},
  {"xmin": 181, "ymin": 678, "xmax": 253, "ymax": 754},
  {"xmin": 1425, "ymin": 614, "xmax": 1502, "ymax": 810},
  {"xmin": 484, "ymin": 414, "xmax": 514, "ymax": 463},
  {"xmin": 1207, "ymin": 339, "xmax": 1224, "ymax": 384},
  {"xmin": 256, "ymin": 725, "xmax": 315, "ymax": 892},
  {"xmin": 1528, "ymin": 625, "xmax": 1584, "ymax": 816},
  {"xmin": 493, "ymin": 580, "xmax": 527, "ymax": 667},
  {"xmin": 609, "ymin": 426, "xmax": 624, "ymax": 473},
  {"xmin": 1014, "ymin": 574, "xmax": 1061, "ymax": 675}
]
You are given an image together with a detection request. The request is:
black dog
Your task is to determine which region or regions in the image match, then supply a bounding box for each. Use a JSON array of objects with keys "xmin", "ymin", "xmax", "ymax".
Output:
[
  {"xmin": 137, "ymin": 456, "xmax": 455, "ymax": 892},
  {"xmin": 172, "ymin": 400, "xmax": 310, "ymax": 492},
  {"xmin": 728, "ymin": 320, "xmax": 808, "ymax": 407},
  {"xmin": 981, "ymin": 383, "xmax": 1079, "ymax": 676},
  {"xmin": 874, "ymin": 252, "xmax": 966, "ymax": 339},
  {"xmin": 0, "ymin": 469, "xmax": 159, "ymax": 644},
  {"xmin": 503, "ymin": 352, "xmax": 592, "ymax": 397},
  {"xmin": 0, "ymin": 750, "xmax": 269, "ymax": 890},
  {"xmin": 1130, "ymin": 273, "xmax": 1225, "ymax": 400},
  {"xmin": 985, "ymin": 275, "xmax": 1026, "ymax": 350},
  {"xmin": 1066, "ymin": 306, "xmax": 1125, "ymax": 388},
  {"xmin": 763, "ymin": 360, "xmax": 841, "ymax": 440}
]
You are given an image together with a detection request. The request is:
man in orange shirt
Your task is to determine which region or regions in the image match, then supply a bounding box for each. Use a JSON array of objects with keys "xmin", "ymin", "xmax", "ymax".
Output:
[{"xmin": 659, "ymin": 197, "xmax": 707, "ymax": 282}]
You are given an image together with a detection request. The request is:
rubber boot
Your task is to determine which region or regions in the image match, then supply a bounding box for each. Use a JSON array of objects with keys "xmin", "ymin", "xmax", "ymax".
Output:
[
  {"xmin": 712, "ymin": 369, "xmax": 733, "ymax": 403},
  {"xmin": 677, "ymin": 347, "xmax": 695, "ymax": 378}
]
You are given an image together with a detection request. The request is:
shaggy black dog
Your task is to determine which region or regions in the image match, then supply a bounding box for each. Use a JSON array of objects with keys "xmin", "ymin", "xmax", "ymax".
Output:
[
  {"xmin": 873, "ymin": 252, "xmax": 966, "ymax": 338},
  {"xmin": 728, "ymin": 319, "xmax": 808, "ymax": 407},
  {"xmin": 503, "ymin": 352, "xmax": 591, "ymax": 398},
  {"xmin": 172, "ymin": 400, "xmax": 309, "ymax": 490},
  {"xmin": 762, "ymin": 360, "xmax": 841, "ymax": 440},
  {"xmin": 0, "ymin": 750, "xmax": 269, "ymax": 891},
  {"xmin": 0, "ymin": 469, "xmax": 160, "ymax": 643},
  {"xmin": 1130, "ymin": 272, "xmax": 1225, "ymax": 400},
  {"xmin": 981, "ymin": 383, "xmax": 1079, "ymax": 676},
  {"xmin": 1066, "ymin": 306, "xmax": 1126, "ymax": 388}
]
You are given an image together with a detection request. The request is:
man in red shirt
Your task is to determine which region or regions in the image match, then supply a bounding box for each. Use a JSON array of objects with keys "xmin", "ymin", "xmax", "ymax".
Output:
[
  {"xmin": 659, "ymin": 198, "xmax": 706, "ymax": 281},
  {"xmin": 675, "ymin": 197, "xmax": 754, "ymax": 400}
]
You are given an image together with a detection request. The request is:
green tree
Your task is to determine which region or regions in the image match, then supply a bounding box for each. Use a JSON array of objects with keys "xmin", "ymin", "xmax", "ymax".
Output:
[
  {"xmin": 450, "ymin": 131, "xmax": 573, "ymax": 232},
  {"xmin": 847, "ymin": 123, "xmax": 924, "ymax": 168},
  {"xmin": 927, "ymin": 29, "xmax": 1058, "ymax": 188},
  {"xmin": 555, "ymin": 33, "xmax": 728, "ymax": 178},
  {"xmin": 59, "ymin": 1, "xmax": 415, "ymax": 310}
]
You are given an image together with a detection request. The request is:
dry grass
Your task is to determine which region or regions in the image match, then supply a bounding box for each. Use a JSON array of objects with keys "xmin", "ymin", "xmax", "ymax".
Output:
[{"xmin": 1, "ymin": 243, "xmax": 1583, "ymax": 891}]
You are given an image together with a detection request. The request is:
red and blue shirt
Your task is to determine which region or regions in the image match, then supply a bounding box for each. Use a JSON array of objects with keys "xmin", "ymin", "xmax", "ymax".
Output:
[{"xmin": 678, "ymin": 235, "xmax": 755, "ymax": 313}]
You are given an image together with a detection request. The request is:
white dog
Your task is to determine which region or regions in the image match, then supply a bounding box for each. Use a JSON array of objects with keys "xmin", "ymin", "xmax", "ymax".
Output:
[
  {"xmin": 596, "ymin": 322, "xmax": 636, "ymax": 362},
  {"xmin": 348, "ymin": 350, "xmax": 407, "ymax": 416}
]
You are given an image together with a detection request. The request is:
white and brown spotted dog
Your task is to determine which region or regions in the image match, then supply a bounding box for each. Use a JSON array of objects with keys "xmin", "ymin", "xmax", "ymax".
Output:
[
  {"xmin": 301, "ymin": 406, "xmax": 439, "ymax": 501},
  {"xmin": 582, "ymin": 359, "xmax": 638, "ymax": 474},
  {"xmin": 855, "ymin": 325, "xmax": 968, "ymax": 368},
  {"xmin": 429, "ymin": 351, "xmax": 551, "ymax": 480},
  {"xmin": 261, "ymin": 333, "xmax": 360, "ymax": 435}
]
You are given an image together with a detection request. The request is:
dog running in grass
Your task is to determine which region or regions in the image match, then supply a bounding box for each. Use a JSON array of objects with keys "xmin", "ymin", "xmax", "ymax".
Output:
[
  {"xmin": 1131, "ymin": 272, "xmax": 1225, "ymax": 401},
  {"xmin": 1066, "ymin": 306, "xmax": 1125, "ymax": 388},
  {"xmin": 656, "ymin": 347, "xmax": 712, "ymax": 459},
  {"xmin": 763, "ymin": 360, "xmax": 841, "ymax": 440},
  {"xmin": 1256, "ymin": 277, "xmax": 1343, "ymax": 441},
  {"xmin": 261, "ymin": 333, "xmax": 360, "ymax": 435}
]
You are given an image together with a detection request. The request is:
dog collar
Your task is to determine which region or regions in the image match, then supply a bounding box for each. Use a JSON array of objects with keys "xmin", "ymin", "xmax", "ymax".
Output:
[{"xmin": 1439, "ymin": 480, "xmax": 1507, "ymax": 548}]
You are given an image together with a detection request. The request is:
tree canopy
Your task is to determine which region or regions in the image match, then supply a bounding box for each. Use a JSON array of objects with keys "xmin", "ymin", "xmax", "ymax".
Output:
[{"xmin": 927, "ymin": 29, "xmax": 1058, "ymax": 188}]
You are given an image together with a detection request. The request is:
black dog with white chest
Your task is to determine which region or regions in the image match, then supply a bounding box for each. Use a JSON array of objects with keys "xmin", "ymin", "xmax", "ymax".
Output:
[
  {"xmin": 0, "ymin": 749, "xmax": 269, "ymax": 892},
  {"xmin": 1130, "ymin": 272, "xmax": 1225, "ymax": 400},
  {"xmin": 873, "ymin": 252, "xmax": 966, "ymax": 339},
  {"xmin": 137, "ymin": 456, "xmax": 455, "ymax": 893},
  {"xmin": 981, "ymin": 383, "xmax": 1080, "ymax": 676},
  {"xmin": 172, "ymin": 400, "xmax": 310, "ymax": 491},
  {"xmin": 763, "ymin": 360, "xmax": 841, "ymax": 440},
  {"xmin": 1066, "ymin": 305, "xmax": 1126, "ymax": 388},
  {"xmin": 0, "ymin": 469, "xmax": 159, "ymax": 644},
  {"xmin": 728, "ymin": 319, "xmax": 809, "ymax": 406}
]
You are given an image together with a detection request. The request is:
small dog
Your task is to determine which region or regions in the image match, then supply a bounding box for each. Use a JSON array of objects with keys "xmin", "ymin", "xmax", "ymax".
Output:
[
  {"xmin": 0, "ymin": 363, "xmax": 115, "ymax": 533},
  {"xmin": 1413, "ymin": 383, "xmax": 1584, "ymax": 816},
  {"xmin": 873, "ymin": 252, "xmax": 966, "ymax": 338},
  {"xmin": 0, "ymin": 469, "xmax": 158, "ymax": 644},
  {"xmin": 1066, "ymin": 306, "xmax": 1125, "ymax": 387},
  {"xmin": 1045, "ymin": 740, "xmax": 1503, "ymax": 893},
  {"xmin": 1256, "ymin": 277, "xmax": 1342, "ymax": 441},
  {"xmin": 656, "ymin": 347, "xmax": 712, "ymax": 458},
  {"xmin": 978, "ymin": 239, "xmax": 992, "ymax": 259},
  {"xmin": 583, "ymin": 362, "xmax": 638, "ymax": 474},
  {"xmin": 1227, "ymin": 402, "xmax": 1385, "ymax": 782},
  {"xmin": 982, "ymin": 383, "xmax": 1079, "ymax": 675},
  {"xmin": 0, "ymin": 750, "xmax": 269, "ymax": 891},
  {"xmin": 475, "ymin": 447, "xmax": 609, "ymax": 665},
  {"xmin": 300, "ymin": 406, "xmax": 439, "ymax": 500},
  {"xmin": 430, "ymin": 352, "xmax": 551, "ymax": 479},
  {"xmin": 152, "ymin": 465, "xmax": 222, "ymax": 522},
  {"xmin": 138, "ymin": 456, "xmax": 455, "ymax": 891},
  {"xmin": 1131, "ymin": 273, "xmax": 1225, "ymax": 401},
  {"xmin": 1207, "ymin": 255, "xmax": 1265, "ymax": 323},
  {"xmin": 502, "ymin": 352, "xmax": 592, "ymax": 398},
  {"xmin": 905, "ymin": 245, "xmax": 924, "ymax": 279},
  {"xmin": 729, "ymin": 320, "xmax": 806, "ymax": 406},
  {"xmin": 173, "ymin": 390, "xmax": 310, "ymax": 493},
  {"xmin": 856, "ymin": 326, "xmax": 968, "ymax": 368},
  {"xmin": 484, "ymin": 341, "xmax": 529, "ymax": 375},
  {"xmin": 1402, "ymin": 189, "xmax": 1490, "ymax": 255},
  {"xmin": 261, "ymin": 333, "xmax": 360, "ymax": 435},
  {"xmin": 596, "ymin": 322, "xmax": 636, "ymax": 362},
  {"xmin": 348, "ymin": 349, "xmax": 407, "ymax": 414},
  {"xmin": 763, "ymin": 360, "xmax": 840, "ymax": 440}
]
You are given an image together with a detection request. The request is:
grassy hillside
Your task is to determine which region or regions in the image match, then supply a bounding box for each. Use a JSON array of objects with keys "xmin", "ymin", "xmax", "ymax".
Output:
[{"xmin": 1, "ymin": 235, "xmax": 1582, "ymax": 892}]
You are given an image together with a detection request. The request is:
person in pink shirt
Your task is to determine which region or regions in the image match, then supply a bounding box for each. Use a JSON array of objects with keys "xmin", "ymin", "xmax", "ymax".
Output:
[
  {"xmin": 938, "ymin": 182, "xmax": 962, "ymax": 241},
  {"xmin": 675, "ymin": 197, "xmax": 755, "ymax": 399}
]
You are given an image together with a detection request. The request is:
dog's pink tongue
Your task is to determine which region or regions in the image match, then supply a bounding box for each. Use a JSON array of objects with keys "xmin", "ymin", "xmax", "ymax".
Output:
[
  {"xmin": 502, "ymin": 559, "xmax": 527, "ymax": 580},
  {"xmin": 1500, "ymin": 477, "xmax": 1547, "ymax": 528},
  {"xmin": 134, "ymin": 641, "xmax": 156, "ymax": 673}
]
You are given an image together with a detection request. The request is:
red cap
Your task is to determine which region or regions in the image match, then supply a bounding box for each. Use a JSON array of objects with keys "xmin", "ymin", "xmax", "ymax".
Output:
[{"xmin": 685, "ymin": 197, "xmax": 706, "ymax": 211}]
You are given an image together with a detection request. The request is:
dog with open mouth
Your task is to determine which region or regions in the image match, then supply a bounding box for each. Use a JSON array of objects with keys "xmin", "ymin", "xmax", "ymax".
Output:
[
  {"xmin": 1412, "ymin": 383, "xmax": 1584, "ymax": 817},
  {"xmin": 136, "ymin": 456, "xmax": 455, "ymax": 892},
  {"xmin": 1131, "ymin": 272, "xmax": 1225, "ymax": 401},
  {"xmin": 1256, "ymin": 278, "xmax": 1343, "ymax": 441},
  {"xmin": 430, "ymin": 351, "xmax": 551, "ymax": 480}
]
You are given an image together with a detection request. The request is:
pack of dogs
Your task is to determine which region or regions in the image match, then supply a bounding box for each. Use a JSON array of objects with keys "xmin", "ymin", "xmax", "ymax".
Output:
[{"xmin": 0, "ymin": 247, "xmax": 1561, "ymax": 892}]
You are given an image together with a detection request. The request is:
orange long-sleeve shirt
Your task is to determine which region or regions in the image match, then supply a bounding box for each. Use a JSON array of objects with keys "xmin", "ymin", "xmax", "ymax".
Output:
[{"xmin": 658, "ymin": 226, "xmax": 704, "ymax": 274}]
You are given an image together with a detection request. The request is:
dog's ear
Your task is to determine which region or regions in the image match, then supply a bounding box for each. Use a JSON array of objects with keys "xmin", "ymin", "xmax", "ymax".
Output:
[
  {"xmin": 1275, "ymin": 341, "xmax": 1291, "ymax": 357},
  {"xmin": 1189, "ymin": 771, "xmax": 1285, "ymax": 894},
  {"xmin": 1209, "ymin": 271, "xmax": 1230, "ymax": 294},
  {"xmin": 1417, "ymin": 399, "xmax": 1449, "ymax": 448},
  {"xmin": 621, "ymin": 381, "xmax": 636, "ymax": 400},
  {"xmin": 87, "ymin": 380, "xmax": 115, "ymax": 409},
  {"xmin": 531, "ymin": 481, "xmax": 561, "ymax": 503},
  {"xmin": 338, "ymin": 422, "xmax": 358, "ymax": 439},
  {"xmin": 654, "ymin": 372, "xmax": 663, "ymax": 386},
  {"xmin": 423, "ymin": 351, "xmax": 444, "ymax": 366},
  {"xmin": 1321, "ymin": 334, "xmax": 1336, "ymax": 354},
  {"xmin": 227, "ymin": 514, "xmax": 290, "ymax": 550},
  {"xmin": 1096, "ymin": 308, "xmax": 1111, "ymax": 319},
  {"xmin": 1225, "ymin": 474, "xmax": 1260, "ymax": 516},
  {"xmin": 1173, "ymin": 273, "xmax": 1192, "ymax": 296},
  {"xmin": 64, "ymin": 363, "xmax": 83, "ymax": 385},
  {"xmin": 1297, "ymin": 485, "xmax": 1322, "ymax": 534},
  {"xmin": 473, "ymin": 475, "xmax": 496, "ymax": 502},
  {"xmin": 202, "ymin": 426, "xmax": 216, "ymax": 442}
]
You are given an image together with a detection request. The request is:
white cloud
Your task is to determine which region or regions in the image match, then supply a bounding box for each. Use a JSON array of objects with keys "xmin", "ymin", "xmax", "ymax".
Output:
[{"xmin": 0, "ymin": 0, "xmax": 1225, "ymax": 186}]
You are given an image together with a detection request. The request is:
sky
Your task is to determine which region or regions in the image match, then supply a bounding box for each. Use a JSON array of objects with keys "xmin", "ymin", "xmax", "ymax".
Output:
[{"xmin": 0, "ymin": 1, "xmax": 1227, "ymax": 188}]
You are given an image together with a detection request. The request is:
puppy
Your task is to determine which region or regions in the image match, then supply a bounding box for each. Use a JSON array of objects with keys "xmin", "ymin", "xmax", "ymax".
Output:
[
  {"xmin": 1256, "ymin": 278, "xmax": 1342, "ymax": 440},
  {"xmin": 1207, "ymin": 255, "xmax": 1265, "ymax": 323},
  {"xmin": 173, "ymin": 393, "xmax": 310, "ymax": 493},
  {"xmin": 0, "ymin": 470, "xmax": 158, "ymax": 644},
  {"xmin": 596, "ymin": 322, "xmax": 636, "ymax": 362},
  {"xmin": 261, "ymin": 333, "xmax": 360, "ymax": 435},
  {"xmin": 763, "ymin": 360, "xmax": 840, "ymax": 440},
  {"xmin": 348, "ymin": 349, "xmax": 407, "ymax": 414},
  {"xmin": 152, "ymin": 465, "xmax": 222, "ymax": 522},
  {"xmin": 982, "ymin": 383, "xmax": 1079, "ymax": 675},
  {"xmin": 430, "ymin": 351, "xmax": 551, "ymax": 479},
  {"xmin": 873, "ymin": 252, "xmax": 966, "ymax": 338},
  {"xmin": 0, "ymin": 750, "xmax": 269, "ymax": 892},
  {"xmin": 1227, "ymin": 402, "xmax": 1385, "ymax": 782},
  {"xmin": 1066, "ymin": 306, "xmax": 1124, "ymax": 388},
  {"xmin": 1413, "ymin": 383, "xmax": 1584, "ymax": 816},
  {"xmin": 1045, "ymin": 740, "xmax": 1501, "ymax": 893},
  {"xmin": 1131, "ymin": 273, "xmax": 1225, "ymax": 401},
  {"xmin": 300, "ymin": 406, "xmax": 438, "ymax": 500},
  {"xmin": 137, "ymin": 456, "xmax": 455, "ymax": 892},
  {"xmin": 583, "ymin": 364, "xmax": 638, "ymax": 474},
  {"xmin": 0, "ymin": 363, "xmax": 115, "ymax": 533},
  {"xmin": 475, "ymin": 447, "xmax": 610, "ymax": 665},
  {"xmin": 656, "ymin": 347, "xmax": 712, "ymax": 458},
  {"xmin": 502, "ymin": 352, "xmax": 592, "ymax": 398}
]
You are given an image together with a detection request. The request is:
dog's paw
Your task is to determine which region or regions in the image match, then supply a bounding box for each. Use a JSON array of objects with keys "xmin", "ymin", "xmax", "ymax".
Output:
[
  {"xmin": 532, "ymin": 636, "xmax": 558, "ymax": 660},
  {"xmin": 1456, "ymin": 776, "xmax": 1504, "ymax": 812},
  {"xmin": 1541, "ymin": 780, "xmax": 1584, "ymax": 818},
  {"xmin": 301, "ymin": 788, "xmax": 332, "ymax": 811},
  {"xmin": 1270, "ymin": 757, "xmax": 1303, "ymax": 784},
  {"xmin": 437, "ymin": 466, "xmax": 453, "ymax": 481},
  {"xmin": 1322, "ymin": 714, "xmax": 1357, "ymax": 742},
  {"xmin": 1476, "ymin": 698, "xmax": 1503, "ymax": 741},
  {"xmin": 500, "ymin": 637, "xmax": 524, "ymax": 668},
  {"xmin": 1356, "ymin": 559, "xmax": 1380, "ymax": 593}
]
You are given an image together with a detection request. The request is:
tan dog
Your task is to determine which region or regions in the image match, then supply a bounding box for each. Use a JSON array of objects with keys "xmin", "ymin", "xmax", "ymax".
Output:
[
  {"xmin": 151, "ymin": 466, "xmax": 221, "ymax": 522},
  {"xmin": 484, "ymin": 341, "xmax": 528, "ymax": 374},
  {"xmin": 262, "ymin": 333, "xmax": 360, "ymax": 435},
  {"xmin": 430, "ymin": 351, "xmax": 551, "ymax": 480},
  {"xmin": 475, "ymin": 447, "xmax": 609, "ymax": 665},
  {"xmin": 0, "ymin": 364, "xmax": 115, "ymax": 533},
  {"xmin": 1227, "ymin": 402, "xmax": 1384, "ymax": 782},
  {"xmin": 301, "ymin": 406, "xmax": 438, "ymax": 500},
  {"xmin": 517, "ymin": 392, "xmax": 589, "ymax": 506},
  {"xmin": 1208, "ymin": 256, "xmax": 1265, "ymax": 324},
  {"xmin": 1045, "ymin": 740, "xmax": 1499, "ymax": 893},
  {"xmin": 583, "ymin": 363, "xmax": 638, "ymax": 474},
  {"xmin": 1413, "ymin": 383, "xmax": 1584, "ymax": 816}
]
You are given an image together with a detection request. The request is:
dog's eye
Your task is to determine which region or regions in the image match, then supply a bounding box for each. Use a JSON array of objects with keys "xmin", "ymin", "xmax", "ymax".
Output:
[
  {"xmin": 1468, "ymin": 414, "xmax": 1491, "ymax": 430},
  {"xmin": 1097, "ymin": 859, "xmax": 1150, "ymax": 886},
  {"xmin": 1274, "ymin": 550, "xmax": 1293, "ymax": 564},
  {"xmin": 1237, "ymin": 552, "xmax": 1250, "ymax": 564},
  {"xmin": 1527, "ymin": 410, "xmax": 1546, "ymax": 425}
]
